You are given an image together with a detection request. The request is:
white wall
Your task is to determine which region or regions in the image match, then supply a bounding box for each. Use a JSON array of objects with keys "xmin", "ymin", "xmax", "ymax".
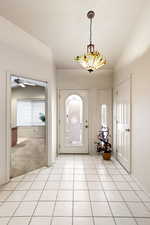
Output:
[
  {"xmin": 0, "ymin": 16, "xmax": 56, "ymax": 185},
  {"xmin": 113, "ymin": 1, "xmax": 150, "ymax": 192},
  {"xmin": 57, "ymin": 69, "xmax": 113, "ymax": 90},
  {"xmin": 57, "ymin": 69, "xmax": 113, "ymax": 154}
]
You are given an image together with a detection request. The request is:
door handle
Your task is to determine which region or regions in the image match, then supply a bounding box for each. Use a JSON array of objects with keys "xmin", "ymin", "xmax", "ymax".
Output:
[
  {"xmin": 125, "ymin": 128, "xmax": 130, "ymax": 132},
  {"xmin": 85, "ymin": 125, "xmax": 89, "ymax": 128}
]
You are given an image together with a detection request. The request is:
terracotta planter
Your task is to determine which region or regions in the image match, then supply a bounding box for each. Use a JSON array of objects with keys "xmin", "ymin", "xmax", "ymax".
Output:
[{"xmin": 103, "ymin": 152, "xmax": 111, "ymax": 160}]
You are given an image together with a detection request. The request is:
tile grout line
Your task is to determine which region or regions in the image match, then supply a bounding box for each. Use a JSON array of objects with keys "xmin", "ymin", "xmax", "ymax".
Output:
[
  {"xmin": 108, "ymin": 162, "xmax": 141, "ymax": 223},
  {"xmin": 49, "ymin": 164, "xmax": 64, "ymax": 225},
  {"xmin": 106, "ymin": 159, "xmax": 140, "ymax": 224},
  {"xmin": 1, "ymin": 155, "xmax": 150, "ymax": 224},
  {"xmin": 87, "ymin": 159, "xmax": 97, "ymax": 225},
  {"xmin": 0, "ymin": 174, "xmax": 26, "ymax": 203},
  {"xmin": 48, "ymin": 166, "xmax": 62, "ymax": 225},
  {"xmin": 117, "ymin": 188, "xmax": 139, "ymax": 224},
  {"xmin": 118, "ymin": 172, "xmax": 150, "ymax": 224},
  {"xmin": 99, "ymin": 156, "xmax": 141, "ymax": 224},
  {"xmin": 25, "ymin": 167, "xmax": 48, "ymax": 225},
  {"xmin": 122, "ymin": 173, "xmax": 150, "ymax": 213},
  {"xmin": 99, "ymin": 164, "xmax": 117, "ymax": 225},
  {"xmin": 72, "ymin": 155, "xmax": 75, "ymax": 225},
  {"xmin": 25, "ymin": 166, "xmax": 55, "ymax": 225},
  {"xmin": 6, "ymin": 168, "xmax": 41, "ymax": 225}
]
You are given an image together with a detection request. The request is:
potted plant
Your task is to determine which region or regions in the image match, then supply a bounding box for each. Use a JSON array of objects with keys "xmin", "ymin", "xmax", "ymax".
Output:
[
  {"xmin": 39, "ymin": 113, "xmax": 45, "ymax": 122},
  {"xmin": 95, "ymin": 126, "xmax": 112, "ymax": 160}
]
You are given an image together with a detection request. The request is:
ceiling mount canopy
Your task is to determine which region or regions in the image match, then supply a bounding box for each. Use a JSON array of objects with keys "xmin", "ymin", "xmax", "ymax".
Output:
[{"xmin": 75, "ymin": 10, "xmax": 107, "ymax": 73}]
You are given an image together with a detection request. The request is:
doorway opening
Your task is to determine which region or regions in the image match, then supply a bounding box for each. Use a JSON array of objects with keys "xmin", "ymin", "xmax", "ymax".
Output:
[{"xmin": 10, "ymin": 75, "xmax": 48, "ymax": 178}]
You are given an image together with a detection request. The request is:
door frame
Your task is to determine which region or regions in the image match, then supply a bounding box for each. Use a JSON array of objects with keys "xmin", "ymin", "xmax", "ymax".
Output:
[
  {"xmin": 57, "ymin": 89, "xmax": 89, "ymax": 154},
  {"xmin": 114, "ymin": 76, "xmax": 132, "ymax": 173},
  {"xmin": 6, "ymin": 72, "xmax": 49, "ymax": 181}
]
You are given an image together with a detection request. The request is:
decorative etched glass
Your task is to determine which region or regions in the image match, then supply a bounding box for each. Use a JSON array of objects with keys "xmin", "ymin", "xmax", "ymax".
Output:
[{"xmin": 65, "ymin": 95, "xmax": 83, "ymax": 146}]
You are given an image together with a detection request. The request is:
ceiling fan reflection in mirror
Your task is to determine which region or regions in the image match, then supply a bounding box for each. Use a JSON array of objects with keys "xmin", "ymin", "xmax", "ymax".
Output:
[{"xmin": 14, "ymin": 78, "xmax": 36, "ymax": 88}]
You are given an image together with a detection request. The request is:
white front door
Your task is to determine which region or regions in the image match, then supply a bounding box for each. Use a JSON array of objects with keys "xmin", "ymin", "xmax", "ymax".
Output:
[
  {"xmin": 116, "ymin": 79, "xmax": 131, "ymax": 172},
  {"xmin": 59, "ymin": 90, "xmax": 89, "ymax": 153}
]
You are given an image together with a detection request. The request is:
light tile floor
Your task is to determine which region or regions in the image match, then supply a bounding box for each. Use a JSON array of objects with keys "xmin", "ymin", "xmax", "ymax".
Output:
[{"xmin": 0, "ymin": 154, "xmax": 150, "ymax": 225}]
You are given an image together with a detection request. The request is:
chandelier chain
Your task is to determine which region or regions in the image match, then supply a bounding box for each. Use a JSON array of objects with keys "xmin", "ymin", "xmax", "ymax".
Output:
[{"xmin": 90, "ymin": 18, "xmax": 92, "ymax": 44}]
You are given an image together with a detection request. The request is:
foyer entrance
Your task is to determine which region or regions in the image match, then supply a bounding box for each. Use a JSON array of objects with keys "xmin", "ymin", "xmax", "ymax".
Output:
[{"xmin": 59, "ymin": 90, "xmax": 89, "ymax": 154}]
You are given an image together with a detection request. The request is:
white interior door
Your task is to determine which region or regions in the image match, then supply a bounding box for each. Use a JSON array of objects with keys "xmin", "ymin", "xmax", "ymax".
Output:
[
  {"xmin": 59, "ymin": 90, "xmax": 88, "ymax": 153},
  {"xmin": 116, "ymin": 79, "xmax": 131, "ymax": 172}
]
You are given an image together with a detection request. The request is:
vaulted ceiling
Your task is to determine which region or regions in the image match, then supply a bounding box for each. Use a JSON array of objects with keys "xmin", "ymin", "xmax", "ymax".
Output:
[{"xmin": 0, "ymin": 0, "xmax": 146, "ymax": 69}]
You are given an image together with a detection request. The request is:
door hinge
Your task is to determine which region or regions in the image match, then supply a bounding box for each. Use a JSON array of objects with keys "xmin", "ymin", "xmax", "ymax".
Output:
[{"xmin": 59, "ymin": 144, "xmax": 61, "ymax": 149}]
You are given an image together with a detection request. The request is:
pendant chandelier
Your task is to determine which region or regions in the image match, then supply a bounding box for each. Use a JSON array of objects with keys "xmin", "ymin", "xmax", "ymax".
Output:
[{"xmin": 75, "ymin": 11, "xmax": 106, "ymax": 73}]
